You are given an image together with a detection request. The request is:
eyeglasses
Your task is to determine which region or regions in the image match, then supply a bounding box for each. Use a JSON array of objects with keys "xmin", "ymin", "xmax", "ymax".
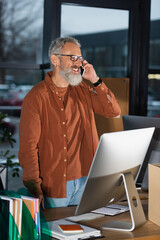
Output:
[{"xmin": 54, "ymin": 54, "xmax": 84, "ymax": 62}]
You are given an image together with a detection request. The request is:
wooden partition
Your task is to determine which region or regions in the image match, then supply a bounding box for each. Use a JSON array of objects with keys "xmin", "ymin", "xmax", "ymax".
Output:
[{"xmin": 85, "ymin": 78, "xmax": 129, "ymax": 137}]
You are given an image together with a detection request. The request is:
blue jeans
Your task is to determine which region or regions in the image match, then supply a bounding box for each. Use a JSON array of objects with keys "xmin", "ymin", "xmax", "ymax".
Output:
[{"xmin": 44, "ymin": 176, "xmax": 87, "ymax": 208}]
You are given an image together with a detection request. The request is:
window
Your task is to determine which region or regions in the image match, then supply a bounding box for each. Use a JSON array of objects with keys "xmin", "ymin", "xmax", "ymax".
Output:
[
  {"xmin": 0, "ymin": 0, "xmax": 44, "ymax": 190},
  {"xmin": 61, "ymin": 4, "xmax": 129, "ymax": 78},
  {"xmin": 0, "ymin": 0, "xmax": 43, "ymax": 64},
  {"xmin": 148, "ymin": 0, "xmax": 160, "ymax": 117},
  {"xmin": 0, "ymin": 0, "xmax": 44, "ymax": 115}
]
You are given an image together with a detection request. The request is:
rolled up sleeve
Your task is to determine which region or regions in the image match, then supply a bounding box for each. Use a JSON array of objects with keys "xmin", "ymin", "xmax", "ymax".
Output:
[{"xmin": 89, "ymin": 82, "xmax": 121, "ymax": 117}]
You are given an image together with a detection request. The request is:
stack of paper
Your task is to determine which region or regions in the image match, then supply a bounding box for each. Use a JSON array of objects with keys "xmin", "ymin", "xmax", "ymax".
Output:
[
  {"xmin": 0, "ymin": 193, "xmax": 41, "ymax": 240},
  {"xmin": 41, "ymin": 218, "xmax": 102, "ymax": 240}
]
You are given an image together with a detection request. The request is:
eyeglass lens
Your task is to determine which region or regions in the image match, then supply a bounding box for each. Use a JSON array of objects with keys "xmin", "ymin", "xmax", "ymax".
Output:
[{"xmin": 70, "ymin": 55, "xmax": 83, "ymax": 62}]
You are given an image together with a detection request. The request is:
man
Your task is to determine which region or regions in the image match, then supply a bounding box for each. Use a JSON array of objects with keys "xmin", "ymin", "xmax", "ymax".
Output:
[{"xmin": 19, "ymin": 36, "xmax": 121, "ymax": 209}]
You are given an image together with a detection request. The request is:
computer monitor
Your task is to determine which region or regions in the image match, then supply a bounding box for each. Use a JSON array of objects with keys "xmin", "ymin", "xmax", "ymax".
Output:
[
  {"xmin": 122, "ymin": 115, "xmax": 160, "ymax": 131},
  {"xmin": 75, "ymin": 128, "xmax": 155, "ymax": 231},
  {"xmin": 122, "ymin": 115, "xmax": 160, "ymax": 190}
]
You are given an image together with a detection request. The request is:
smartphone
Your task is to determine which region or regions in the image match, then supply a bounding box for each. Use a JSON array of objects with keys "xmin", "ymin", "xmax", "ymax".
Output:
[{"xmin": 80, "ymin": 66, "xmax": 85, "ymax": 76}]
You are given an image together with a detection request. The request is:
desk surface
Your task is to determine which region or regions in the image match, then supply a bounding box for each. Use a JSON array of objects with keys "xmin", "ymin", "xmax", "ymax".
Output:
[{"xmin": 41, "ymin": 199, "xmax": 160, "ymax": 240}]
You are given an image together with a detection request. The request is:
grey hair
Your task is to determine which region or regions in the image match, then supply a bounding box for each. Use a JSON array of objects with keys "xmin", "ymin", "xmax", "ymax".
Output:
[{"xmin": 48, "ymin": 36, "xmax": 81, "ymax": 59}]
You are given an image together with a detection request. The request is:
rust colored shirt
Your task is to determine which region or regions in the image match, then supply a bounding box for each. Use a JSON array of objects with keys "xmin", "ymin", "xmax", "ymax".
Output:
[{"xmin": 19, "ymin": 72, "xmax": 121, "ymax": 198}]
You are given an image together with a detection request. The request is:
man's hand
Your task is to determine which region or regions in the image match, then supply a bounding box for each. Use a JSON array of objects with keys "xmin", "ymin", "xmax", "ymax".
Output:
[
  {"xmin": 33, "ymin": 193, "xmax": 45, "ymax": 210},
  {"xmin": 82, "ymin": 60, "xmax": 99, "ymax": 84},
  {"xmin": 38, "ymin": 194, "xmax": 45, "ymax": 210}
]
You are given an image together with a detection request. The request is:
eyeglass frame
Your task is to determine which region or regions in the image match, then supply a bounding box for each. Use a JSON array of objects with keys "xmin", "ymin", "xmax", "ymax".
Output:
[{"xmin": 53, "ymin": 54, "xmax": 84, "ymax": 62}]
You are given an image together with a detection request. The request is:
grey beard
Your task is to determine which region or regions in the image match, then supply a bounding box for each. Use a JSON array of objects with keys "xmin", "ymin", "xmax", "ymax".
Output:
[{"xmin": 59, "ymin": 69, "xmax": 82, "ymax": 86}]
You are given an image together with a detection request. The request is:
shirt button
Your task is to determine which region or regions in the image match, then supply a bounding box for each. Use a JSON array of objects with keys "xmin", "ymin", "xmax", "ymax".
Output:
[
  {"xmin": 59, "ymin": 97, "xmax": 62, "ymax": 100},
  {"xmin": 56, "ymin": 91, "xmax": 58, "ymax": 95},
  {"xmin": 107, "ymin": 94, "xmax": 112, "ymax": 102},
  {"xmin": 64, "ymin": 134, "xmax": 66, "ymax": 137},
  {"xmin": 64, "ymin": 174, "xmax": 66, "ymax": 177},
  {"xmin": 64, "ymin": 146, "xmax": 67, "ymax": 150},
  {"xmin": 61, "ymin": 108, "xmax": 64, "ymax": 111},
  {"xmin": 64, "ymin": 159, "xmax": 67, "ymax": 162},
  {"xmin": 62, "ymin": 122, "xmax": 65, "ymax": 125},
  {"xmin": 101, "ymin": 87, "xmax": 105, "ymax": 91}
]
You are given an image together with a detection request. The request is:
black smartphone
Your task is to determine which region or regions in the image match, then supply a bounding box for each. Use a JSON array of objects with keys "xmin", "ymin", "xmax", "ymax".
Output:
[{"xmin": 80, "ymin": 66, "xmax": 85, "ymax": 76}]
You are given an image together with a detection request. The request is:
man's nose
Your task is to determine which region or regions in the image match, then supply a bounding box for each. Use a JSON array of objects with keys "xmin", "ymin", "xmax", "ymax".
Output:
[{"xmin": 75, "ymin": 58, "xmax": 83, "ymax": 67}]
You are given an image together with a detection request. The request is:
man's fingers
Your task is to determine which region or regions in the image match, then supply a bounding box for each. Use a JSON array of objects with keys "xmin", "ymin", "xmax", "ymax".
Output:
[
  {"xmin": 82, "ymin": 60, "xmax": 89, "ymax": 68},
  {"xmin": 41, "ymin": 199, "xmax": 45, "ymax": 210},
  {"xmin": 39, "ymin": 194, "xmax": 45, "ymax": 210}
]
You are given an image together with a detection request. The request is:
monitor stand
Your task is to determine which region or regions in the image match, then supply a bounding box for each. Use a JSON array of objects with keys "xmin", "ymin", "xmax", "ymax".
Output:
[{"xmin": 101, "ymin": 172, "xmax": 146, "ymax": 231}]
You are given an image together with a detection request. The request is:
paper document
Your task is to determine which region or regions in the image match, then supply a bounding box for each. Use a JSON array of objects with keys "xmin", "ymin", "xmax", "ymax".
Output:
[
  {"xmin": 92, "ymin": 204, "xmax": 129, "ymax": 216},
  {"xmin": 41, "ymin": 218, "xmax": 102, "ymax": 240}
]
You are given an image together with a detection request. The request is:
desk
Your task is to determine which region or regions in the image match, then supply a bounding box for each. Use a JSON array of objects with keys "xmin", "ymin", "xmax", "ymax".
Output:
[{"xmin": 41, "ymin": 199, "xmax": 160, "ymax": 240}]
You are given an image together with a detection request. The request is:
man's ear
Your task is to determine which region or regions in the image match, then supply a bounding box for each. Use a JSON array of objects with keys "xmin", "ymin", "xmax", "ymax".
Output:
[{"xmin": 50, "ymin": 55, "xmax": 60, "ymax": 68}]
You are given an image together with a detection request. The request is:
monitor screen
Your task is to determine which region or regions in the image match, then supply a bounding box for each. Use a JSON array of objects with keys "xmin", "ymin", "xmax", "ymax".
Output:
[
  {"xmin": 75, "ymin": 128, "xmax": 155, "ymax": 216},
  {"xmin": 122, "ymin": 115, "xmax": 160, "ymax": 131},
  {"xmin": 122, "ymin": 115, "xmax": 160, "ymax": 190}
]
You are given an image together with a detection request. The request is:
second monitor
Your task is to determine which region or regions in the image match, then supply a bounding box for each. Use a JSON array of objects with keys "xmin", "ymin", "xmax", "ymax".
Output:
[{"xmin": 122, "ymin": 115, "xmax": 160, "ymax": 190}]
